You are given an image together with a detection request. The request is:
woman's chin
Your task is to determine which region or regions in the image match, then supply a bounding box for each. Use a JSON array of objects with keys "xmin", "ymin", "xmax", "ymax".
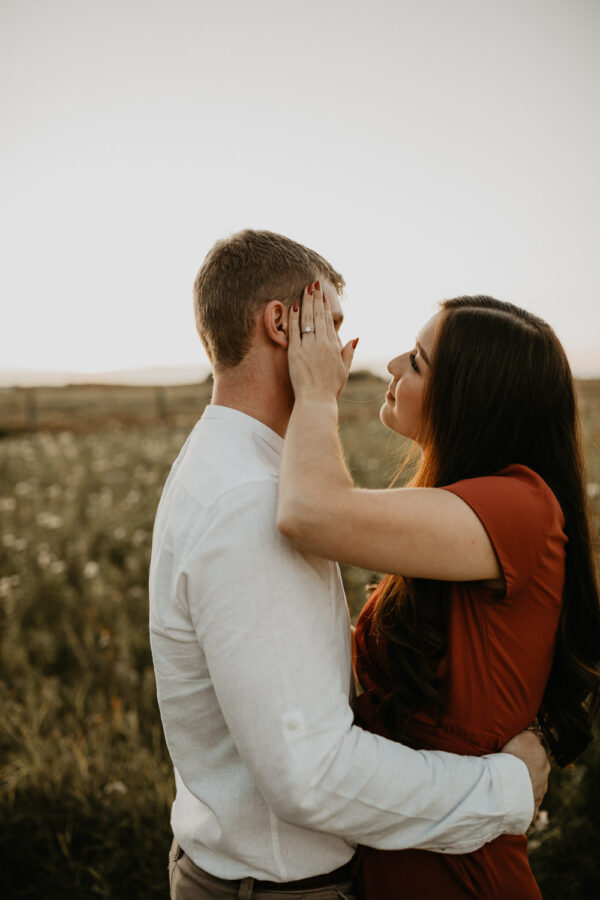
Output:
[
  {"xmin": 380, "ymin": 403, "xmax": 399, "ymax": 433},
  {"xmin": 380, "ymin": 405, "xmax": 415, "ymax": 441}
]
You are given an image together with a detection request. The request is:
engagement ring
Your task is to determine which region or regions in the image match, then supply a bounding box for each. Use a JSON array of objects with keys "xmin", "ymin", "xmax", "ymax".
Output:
[{"xmin": 303, "ymin": 327, "xmax": 314, "ymax": 334}]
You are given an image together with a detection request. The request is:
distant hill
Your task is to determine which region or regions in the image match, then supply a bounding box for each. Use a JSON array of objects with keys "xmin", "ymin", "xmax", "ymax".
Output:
[
  {"xmin": 0, "ymin": 358, "xmax": 391, "ymax": 387},
  {"xmin": 0, "ymin": 365, "xmax": 211, "ymax": 388},
  {"xmin": 0, "ymin": 372, "xmax": 387, "ymax": 435}
]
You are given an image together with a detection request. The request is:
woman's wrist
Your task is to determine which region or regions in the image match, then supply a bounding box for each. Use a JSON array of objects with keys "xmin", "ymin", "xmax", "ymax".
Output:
[{"xmin": 292, "ymin": 394, "xmax": 338, "ymax": 413}]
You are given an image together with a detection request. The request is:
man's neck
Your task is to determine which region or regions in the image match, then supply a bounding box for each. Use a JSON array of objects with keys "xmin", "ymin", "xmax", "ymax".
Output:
[{"xmin": 211, "ymin": 360, "xmax": 292, "ymax": 439}]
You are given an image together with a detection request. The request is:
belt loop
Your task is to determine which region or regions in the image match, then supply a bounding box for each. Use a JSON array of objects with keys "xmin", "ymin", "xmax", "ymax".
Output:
[{"xmin": 238, "ymin": 877, "xmax": 254, "ymax": 899}]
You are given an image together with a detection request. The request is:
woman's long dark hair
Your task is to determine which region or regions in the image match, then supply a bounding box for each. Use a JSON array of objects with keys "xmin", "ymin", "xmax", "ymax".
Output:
[{"xmin": 372, "ymin": 296, "xmax": 600, "ymax": 767}]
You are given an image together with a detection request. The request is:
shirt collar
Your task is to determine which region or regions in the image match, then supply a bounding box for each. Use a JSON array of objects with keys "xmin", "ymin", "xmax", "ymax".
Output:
[{"xmin": 201, "ymin": 404, "xmax": 284, "ymax": 457}]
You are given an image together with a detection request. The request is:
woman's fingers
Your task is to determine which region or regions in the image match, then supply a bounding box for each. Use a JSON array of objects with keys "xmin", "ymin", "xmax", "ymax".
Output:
[
  {"xmin": 313, "ymin": 281, "xmax": 326, "ymax": 337},
  {"xmin": 288, "ymin": 281, "xmax": 354, "ymax": 399},
  {"xmin": 341, "ymin": 337, "xmax": 358, "ymax": 374},
  {"xmin": 288, "ymin": 298, "xmax": 302, "ymax": 350},
  {"xmin": 300, "ymin": 284, "xmax": 315, "ymax": 337},
  {"xmin": 322, "ymin": 290, "xmax": 338, "ymax": 343}
]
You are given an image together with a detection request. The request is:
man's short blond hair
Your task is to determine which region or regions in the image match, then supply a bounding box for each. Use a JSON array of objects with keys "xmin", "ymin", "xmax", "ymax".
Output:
[{"xmin": 193, "ymin": 229, "xmax": 345, "ymax": 369}]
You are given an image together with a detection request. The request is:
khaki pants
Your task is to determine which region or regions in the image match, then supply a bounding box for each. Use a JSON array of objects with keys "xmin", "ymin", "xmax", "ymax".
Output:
[{"xmin": 168, "ymin": 840, "xmax": 357, "ymax": 900}]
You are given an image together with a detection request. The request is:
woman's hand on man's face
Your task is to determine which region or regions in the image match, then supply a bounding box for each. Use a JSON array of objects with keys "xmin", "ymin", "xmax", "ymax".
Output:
[{"xmin": 287, "ymin": 281, "xmax": 358, "ymax": 403}]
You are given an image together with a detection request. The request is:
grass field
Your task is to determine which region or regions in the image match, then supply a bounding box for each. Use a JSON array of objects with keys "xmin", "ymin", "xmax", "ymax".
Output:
[{"xmin": 1, "ymin": 374, "xmax": 599, "ymax": 898}]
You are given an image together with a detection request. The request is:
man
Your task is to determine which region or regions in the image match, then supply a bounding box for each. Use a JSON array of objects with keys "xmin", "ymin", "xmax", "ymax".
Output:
[{"xmin": 149, "ymin": 229, "xmax": 548, "ymax": 899}]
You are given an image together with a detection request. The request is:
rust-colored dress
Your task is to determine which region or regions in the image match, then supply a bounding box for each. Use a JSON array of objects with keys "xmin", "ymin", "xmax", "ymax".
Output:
[{"xmin": 354, "ymin": 465, "xmax": 567, "ymax": 900}]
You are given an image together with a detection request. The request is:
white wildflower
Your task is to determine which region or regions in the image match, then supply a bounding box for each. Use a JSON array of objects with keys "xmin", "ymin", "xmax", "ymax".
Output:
[
  {"xmin": 84, "ymin": 561, "xmax": 100, "ymax": 579},
  {"xmin": 36, "ymin": 512, "xmax": 64, "ymax": 530},
  {"xmin": 98, "ymin": 488, "xmax": 113, "ymax": 507},
  {"xmin": 123, "ymin": 490, "xmax": 140, "ymax": 508},
  {"xmin": 132, "ymin": 529, "xmax": 148, "ymax": 547},
  {"xmin": 37, "ymin": 551, "xmax": 52, "ymax": 569},
  {"xmin": 104, "ymin": 781, "xmax": 127, "ymax": 795}
]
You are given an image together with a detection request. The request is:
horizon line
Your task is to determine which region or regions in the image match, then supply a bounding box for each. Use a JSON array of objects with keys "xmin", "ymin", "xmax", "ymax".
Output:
[{"xmin": 1, "ymin": 360, "xmax": 599, "ymax": 388}]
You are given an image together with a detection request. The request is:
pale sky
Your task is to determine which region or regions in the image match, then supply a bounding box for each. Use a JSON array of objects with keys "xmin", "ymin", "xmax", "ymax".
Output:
[{"xmin": 1, "ymin": 0, "xmax": 599, "ymax": 379}]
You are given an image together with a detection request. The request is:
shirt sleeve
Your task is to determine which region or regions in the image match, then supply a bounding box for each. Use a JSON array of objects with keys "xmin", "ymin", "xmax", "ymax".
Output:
[
  {"xmin": 442, "ymin": 464, "xmax": 565, "ymax": 598},
  {"xmin": 185, "ymin": 479, "xmax": 534, "ymax": 852}
]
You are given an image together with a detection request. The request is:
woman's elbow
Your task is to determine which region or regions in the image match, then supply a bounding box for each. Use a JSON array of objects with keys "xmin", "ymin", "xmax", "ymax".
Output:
[
  {"xmin": 276, "ymin": 503, "xmax": 308, "ymax": 543},
  {"xmin": 277, "ymin": 492, "xmax": 342, "ymax": 553}
]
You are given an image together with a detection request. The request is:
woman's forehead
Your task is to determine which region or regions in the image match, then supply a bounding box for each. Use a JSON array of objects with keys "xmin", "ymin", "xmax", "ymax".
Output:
[{"xmin": 416, "ymin": 312, "xmax": 440, "ymax": 351}]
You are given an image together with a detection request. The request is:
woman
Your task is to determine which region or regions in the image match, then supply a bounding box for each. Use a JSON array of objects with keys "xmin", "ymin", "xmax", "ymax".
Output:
[{"xmin": 277, "ymin": 284, "xmax": 600, "ymax": 899}]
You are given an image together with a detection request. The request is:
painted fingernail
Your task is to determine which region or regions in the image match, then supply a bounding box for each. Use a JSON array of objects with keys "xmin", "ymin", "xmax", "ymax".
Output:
[
  {"xmin": 293, "ymin": 301, "xmax": 298, "ymax": 311},
  {"xmin": 315, "ymin": 280, "xmax": 320, "ymax": 291},
  {"xmin": 352, "ymin": 338, "xmax": 359, "ymax": 349},
  {"xmin": 307, "ymin": 283, "xmax": 313, "ymax": 295},
  {"xmin": 322, "ymin": 292, "xmax": 327, "ymax": 303}
]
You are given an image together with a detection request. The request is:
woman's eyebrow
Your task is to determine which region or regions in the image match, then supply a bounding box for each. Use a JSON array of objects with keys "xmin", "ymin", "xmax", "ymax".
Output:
[{"xmin": 416, "ymin": 341, "xmax": 430, "ymax": 366}]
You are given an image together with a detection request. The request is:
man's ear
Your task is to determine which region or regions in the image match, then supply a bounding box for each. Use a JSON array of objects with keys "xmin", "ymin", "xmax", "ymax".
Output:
[{"xmin": 263, "ymin": 301, "xmax": 289, "ymax": 349}]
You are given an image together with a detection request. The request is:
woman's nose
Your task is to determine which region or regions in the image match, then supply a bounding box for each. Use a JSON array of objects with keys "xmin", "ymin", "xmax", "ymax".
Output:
[{"xmin": 387, "ymin": 355, "xmax": 403, "ymax": 376}]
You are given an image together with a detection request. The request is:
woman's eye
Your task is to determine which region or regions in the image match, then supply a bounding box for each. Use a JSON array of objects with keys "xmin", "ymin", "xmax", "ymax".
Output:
[{"xmin": 409, "ymin": 352, "xmax": 419, "ymax": 372}]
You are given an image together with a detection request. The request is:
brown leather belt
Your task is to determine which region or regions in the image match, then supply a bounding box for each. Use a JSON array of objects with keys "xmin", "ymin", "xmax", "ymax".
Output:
[{"xmin": 252, "ymin": 859, "xmax": 354, "ymax": 891}]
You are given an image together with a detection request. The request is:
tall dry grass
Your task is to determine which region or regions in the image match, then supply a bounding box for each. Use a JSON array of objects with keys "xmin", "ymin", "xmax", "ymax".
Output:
[{"xmin": 0, "ymin": 375, "xmax": 598, "ymax": 897}]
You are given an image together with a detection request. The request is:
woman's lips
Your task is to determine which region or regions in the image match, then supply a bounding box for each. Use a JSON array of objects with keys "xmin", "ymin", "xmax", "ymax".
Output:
[{"xmin": 386, "ymin": 387, "xmax": 395, "ymax": 403}]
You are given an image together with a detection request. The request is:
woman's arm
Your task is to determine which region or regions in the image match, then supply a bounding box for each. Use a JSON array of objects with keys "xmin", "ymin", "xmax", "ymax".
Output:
[{"xmin": 277, "ymin": 283, "xmax": 500, "ymax": 583}]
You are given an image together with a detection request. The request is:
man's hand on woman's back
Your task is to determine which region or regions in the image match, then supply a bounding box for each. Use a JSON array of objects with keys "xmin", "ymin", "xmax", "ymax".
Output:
[{"xmin": 501, "ymin": 730, "xmax": 551, "ymax": 825}]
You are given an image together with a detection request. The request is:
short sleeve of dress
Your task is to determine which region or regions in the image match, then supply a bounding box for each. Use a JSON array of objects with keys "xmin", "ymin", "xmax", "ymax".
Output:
[{"xmin": 442, "ymin": 464, "xmax": 565, "ymax": 598}]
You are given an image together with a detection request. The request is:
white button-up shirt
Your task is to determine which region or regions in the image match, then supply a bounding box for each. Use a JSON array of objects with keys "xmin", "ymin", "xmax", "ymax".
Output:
[{"xmin": 149, "ymin": 405, "xmax": 533, "ymax": 882}]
